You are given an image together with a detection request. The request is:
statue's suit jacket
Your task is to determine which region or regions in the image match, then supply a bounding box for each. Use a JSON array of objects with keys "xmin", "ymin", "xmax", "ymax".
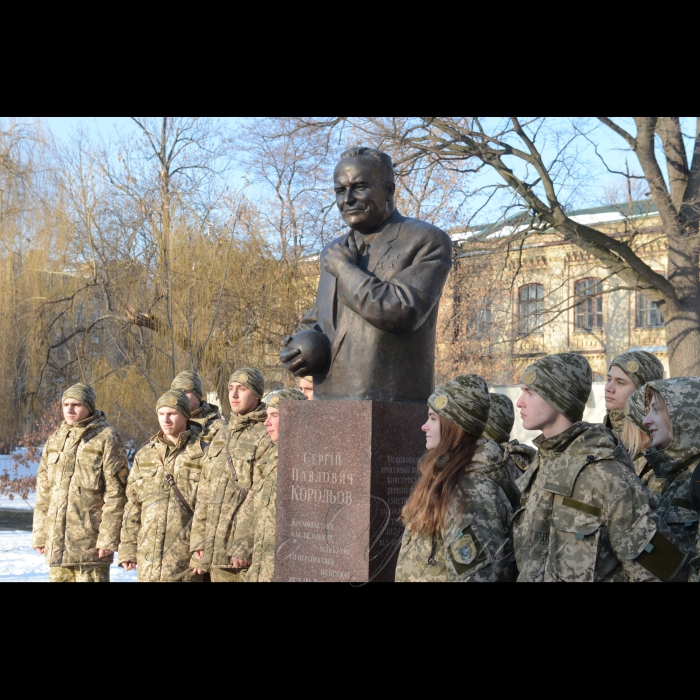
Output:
[{"xmin": 298, "ymin": 210, "xmax": 453, "ymax": 402}]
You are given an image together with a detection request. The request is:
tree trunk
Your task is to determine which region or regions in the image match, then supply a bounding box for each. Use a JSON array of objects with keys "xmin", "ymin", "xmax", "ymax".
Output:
[{"xmin": 664, "ymin": 306, "xmax": 700, "ymax": 376}]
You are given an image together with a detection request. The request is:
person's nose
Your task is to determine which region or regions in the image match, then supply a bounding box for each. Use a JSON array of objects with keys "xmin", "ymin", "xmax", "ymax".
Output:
[
  {"xmin": 642, "ymin": 413, "xmax": 652, "ymax": 428},
  {"xmin": 605, "ymin": 382, "xmax": 614, "ymax": 393},
  {"xmin": 421, "ymin": 421, "xmax": 429, "ymax": 433},
  {"xmin": 345, "ymin": 187, "xmax": 357, "ymax": 206}
]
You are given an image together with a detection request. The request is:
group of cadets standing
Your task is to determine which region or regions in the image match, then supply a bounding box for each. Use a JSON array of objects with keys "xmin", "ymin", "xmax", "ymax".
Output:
[
  {"xmin": 31, "ymin": 350, "xmax": 700, "ymax": 582},
  {"xmin": 32, "ymin": 368, "xmax": 307, "ymax": 582},
  {"xmin": 396, "ymin": 350, "xmax": 699, "ymax": 582}
]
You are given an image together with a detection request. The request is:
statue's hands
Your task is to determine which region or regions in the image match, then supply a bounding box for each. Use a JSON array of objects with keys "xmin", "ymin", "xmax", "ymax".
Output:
[
  {"xmin": 323, "ymin": 235, "xmax": 359, "ymax": 278},
  {"xmin": 280, "ymin": 346, "xmax": 308, "ymax": 375}
]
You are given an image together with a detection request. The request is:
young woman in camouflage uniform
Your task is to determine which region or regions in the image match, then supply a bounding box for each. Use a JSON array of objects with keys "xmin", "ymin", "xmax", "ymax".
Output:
[
  {"xmin": 229, "ymin": 388, "xmax": 307, "ymax": 582},
  {"xmin": 642, "ymin": 377, "xmax": 700, "ymax": 580},
  {"xmin": 395, "ymin": 375, "xmax": 518, "ymax": 582},
  {"xmin": 32, "ymin": 383, "xmax": 129, "ymax": 583},
  {"xmin": 604, "ymin": 350, "xmax": 664, "ymax": 439}
]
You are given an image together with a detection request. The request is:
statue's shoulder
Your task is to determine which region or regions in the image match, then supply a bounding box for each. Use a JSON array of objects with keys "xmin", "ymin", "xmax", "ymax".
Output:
[{"xmin": 398, "ymin": 214, "xmax": 452, "ymax": 250}]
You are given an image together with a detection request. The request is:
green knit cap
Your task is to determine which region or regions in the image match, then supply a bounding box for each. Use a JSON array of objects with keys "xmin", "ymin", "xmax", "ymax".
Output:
[
  {"xmin": 156, "ymin": 389, "xmax": 191, "ymax": 419},
  {"xmin": 265, "ymin": 388, "xmax": 307, "ymax": 408},
  {"xmin": 610, "ymin": 350, "xmax": 664, "ymax": 388},
  {"xmin": 428, "ymin": 374, "xmax": 490, "ymax": 438},
  {"xmin": 484, "ymin": 393, "xmax": 515, "ymax": 444},
  {"xmin": 624, "ymin": 386, "xmax": 649, "ymax": 432},
  {"xmin": 62, "ymin": 382, "xmax": 96, "ymax": 415},
  {"xmin": 171, "ymin": 370, "xmax": 203, "ymax": 400},
  {"xmin": 229, "ymin": 367, "xmax": 264, "ymax": 399},
  {"xmin": 520, "ymin": 353, "xmax": 592, "ymax": 423}
]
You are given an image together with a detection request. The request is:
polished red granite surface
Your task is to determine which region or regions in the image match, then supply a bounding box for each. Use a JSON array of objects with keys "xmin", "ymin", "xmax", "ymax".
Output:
[{"xmin": 275, "ymin": 401, "xmax": 427, "ymax": 582}]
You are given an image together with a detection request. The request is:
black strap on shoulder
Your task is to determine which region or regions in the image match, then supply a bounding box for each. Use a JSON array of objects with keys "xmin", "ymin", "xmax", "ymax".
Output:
[
  {"xmin": 225, "ymin": 430, "xmax": 247, "ymax": 498},
  {"xmin": 155, "ymin": 451, "xmax": 194, "ymax": 517},
  {"xmin": 691, "ymin": 461, "xmax": 700, "ymax": 511}
]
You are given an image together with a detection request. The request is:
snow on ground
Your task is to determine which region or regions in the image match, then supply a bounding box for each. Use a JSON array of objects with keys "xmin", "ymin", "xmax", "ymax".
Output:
[{"xmin": 0, "ymin": 530, "xmax": 137, "ymax": 582}]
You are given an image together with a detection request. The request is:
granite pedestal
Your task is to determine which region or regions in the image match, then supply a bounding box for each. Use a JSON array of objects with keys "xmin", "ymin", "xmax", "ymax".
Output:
[{"xmin": 274, "ymin": 400, "xmax": 427, "ymax": 582}]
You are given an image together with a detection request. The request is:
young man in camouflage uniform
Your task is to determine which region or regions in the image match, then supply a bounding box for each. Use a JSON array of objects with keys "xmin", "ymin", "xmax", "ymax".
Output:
[
  {"xmin": 229, "ymin": 388, "xmax": 307, "ymax": 582},
  {"xmin": 298, "ymin": 375, "xmax": 314, "ymax": 400},
  {"xmin": 641, "ymin": 377, "xmax": 700, "ymax": 581},
  {"xmin": 514, "ymin": 353, "xmax": 687, "ymax": 582},
  {"xmin": 190, "ymin": 368, "xmax": 271, "ymax": 582},
  {"xmin": 396, "ymin": 375, "xmax": 519, "ymax": 582},
  {"xmin": 32, "ymin": 383, "xmax": 128, "ymax": 583},
  {"xmin": 604, "ymin": 350, "xmax": 664, "ymax": 439},
  {"xmin": 118, "ymin": 389, "xmax": 206, "ymax": 582},
  {"xmin": 484, "ymin": 392, "xmax": 536, "ymax": 484},
  {"xmin": 171, "ymin": 370, "xmax": 224, "ymax": 442}
]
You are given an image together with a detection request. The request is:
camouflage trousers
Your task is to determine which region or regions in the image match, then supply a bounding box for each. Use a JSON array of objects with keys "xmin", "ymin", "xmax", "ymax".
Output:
[
  {"xmin": 49, "ymin": 565, "xmax": 110, "ymax": 583},
  {"xmin": 211, "ymin": 567, "xmax": 247, "ymax": 583}
]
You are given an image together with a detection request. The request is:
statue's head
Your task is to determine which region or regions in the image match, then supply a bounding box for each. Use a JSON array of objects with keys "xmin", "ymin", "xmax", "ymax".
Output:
[{"xmin": 334, "ymin": 147, "xmax": 396, "ymax": 233}]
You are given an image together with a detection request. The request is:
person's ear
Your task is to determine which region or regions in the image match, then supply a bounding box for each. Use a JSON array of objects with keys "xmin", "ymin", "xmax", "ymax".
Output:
[{"xmin": 386, "ymin": 182, "xmax": 395, "ymax": 200}]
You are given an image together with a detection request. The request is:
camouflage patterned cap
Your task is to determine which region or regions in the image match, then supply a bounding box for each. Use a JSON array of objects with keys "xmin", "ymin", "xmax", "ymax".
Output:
[
  {"xmin": 624, "ymin": 386, "xmax": 649, "ymax": 432},
  {"xmin": 156, "ymin": 389, "xmax": 191, "ymax": 419},
  {"xmin": 265, "ymin": 388, "xmax": 307, "ymax": 409},
  {"xmin": 610, "ymin": 350, "xmax": 664, "ymax": 388},
  {"xmin": 300, "ymin": 375, "xmax": 313, "ymax": 383},
  {"xmin": 645, "ymin": 377, "xmax": 700, "ymax": 461},
  {"xmin": 62, "ymin": 382, "xmax": 96, "ymax": 415},
  {"xmin": 229, "ymin": 367, "xmax": 264, "ymax": 398},
  {"xmin": 521, "ymin": 353, "xmax": 592, "ymax": 423},
  {"xmin": 428, "ymin": 374, "xmax": 490, "ymax": 438},
  {"xmin": 171, "ymin": 370, "xmax": 203, "ymax": 400},
  {"xmin": 484, "ymin": 393, "xmax": 515, "ymax": 444}
]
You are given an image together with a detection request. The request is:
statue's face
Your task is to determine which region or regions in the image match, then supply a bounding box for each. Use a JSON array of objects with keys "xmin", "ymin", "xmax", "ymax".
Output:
[{"xmin": 334, "ymin": 157, "xmax": 394, "ymax": 233}]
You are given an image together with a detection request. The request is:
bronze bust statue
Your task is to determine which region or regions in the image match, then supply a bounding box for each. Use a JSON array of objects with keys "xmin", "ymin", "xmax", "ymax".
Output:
[{"xmin": 280, "ymin": 147, "xmax": 452, "ymax": 403}]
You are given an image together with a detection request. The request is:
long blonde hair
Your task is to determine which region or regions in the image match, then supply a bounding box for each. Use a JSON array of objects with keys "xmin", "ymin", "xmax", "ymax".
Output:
[
  {"xmin": 400, "ymin": 414, "xmax": 478, "ymax": 537},
  {"xmin": 621, "ymin": 419, "xmax": 651, "ymax": 460}
]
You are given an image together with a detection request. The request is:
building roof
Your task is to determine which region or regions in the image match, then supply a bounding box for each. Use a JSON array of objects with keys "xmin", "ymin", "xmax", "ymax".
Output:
[{"xmin": 451, "ymin": 199, "xmax": 659, "ymax": 244}]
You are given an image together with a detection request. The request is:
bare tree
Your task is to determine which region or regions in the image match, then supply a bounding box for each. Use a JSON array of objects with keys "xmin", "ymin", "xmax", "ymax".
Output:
[{"xmin": 286, "ymin": 117, "xmax": 700, "ymax": 377}]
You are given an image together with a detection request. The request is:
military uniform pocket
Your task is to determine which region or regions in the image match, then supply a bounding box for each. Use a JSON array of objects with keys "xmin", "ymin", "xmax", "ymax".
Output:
[
  {"xmin": 78, "ymin": 449, "xmax": 104, "ymax": 490},
  {"xmin": 549, "ymin": 502, "xmax": 603, "ymax": 583},
  {"xmin": 260, "ymin": 478, "xmax": 273, "ymax": 506}
]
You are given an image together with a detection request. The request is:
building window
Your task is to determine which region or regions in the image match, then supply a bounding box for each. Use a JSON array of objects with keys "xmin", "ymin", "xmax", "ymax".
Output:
[
  {"xmin": 575, "ymin": 278, "xmax": 603, "ymax": 331},
  {"xmin": 476, "ymin": 303, "xmax": 492, "ymax": 336},
  {"xmin": 519, "ymin": 284, "xmax": 544, "ymax": 334},
  {"xmin": 636, "ymin": 291, "xmax": 664, "ymax": 327}
]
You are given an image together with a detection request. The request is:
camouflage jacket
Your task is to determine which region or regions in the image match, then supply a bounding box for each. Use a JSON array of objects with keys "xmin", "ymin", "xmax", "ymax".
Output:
[
  {"xmin": 188, "ymin": 407, "xmax": 270, "ymax": 571},
  {"xmin": 642, "ymin": 377, "xmax": 700, "ymax": 579},
  {"xmin": 500, "ymin": 439, "xmax": 536, "ymax": 486},
  {"xmin": 604, "ymin": 409, "xmax": 626, "ymax": 440},
  {"xmin": 229, "ymin": 441, "xmax": 279, "ymax": 582},
  {"xmin": 395, "ymin": 438, "xmax": 517, "ymax": 582},
  {"xmin": 32, "ymin": 411, "xmax": 128, "ymax": 566},
  {"xmin": 691, "ymin": 463, "xmax": 700, "ymax": 581},
  {"xmin": 514, "ymin": 422, "xmax": 687, "ymax": 582},
  {"xmin": 118, "ymin": 428, "xmax": 206, "ymax": 582},
  {"xmin": 189, "ymin": 401, "xmax": 225, "ymax": 444}
]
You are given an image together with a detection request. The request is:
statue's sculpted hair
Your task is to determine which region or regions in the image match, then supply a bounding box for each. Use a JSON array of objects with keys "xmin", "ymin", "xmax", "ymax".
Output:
[{"xmin": 340, "ymin": 147, "xmax": 395, "ymax": 188}]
